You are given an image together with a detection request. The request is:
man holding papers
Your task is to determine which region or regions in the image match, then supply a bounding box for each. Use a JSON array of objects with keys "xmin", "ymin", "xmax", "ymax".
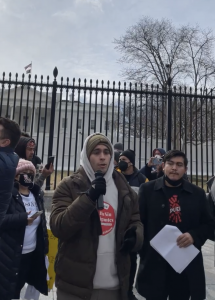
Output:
[{"xmin": 136, "ymin": 150, "xmax": 214, "ymax": 300}]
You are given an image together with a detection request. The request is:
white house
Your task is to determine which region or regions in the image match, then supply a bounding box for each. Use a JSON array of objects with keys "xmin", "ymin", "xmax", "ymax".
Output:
[{"xmin": 0, "ymin": 86, "xmax": 214, "ymax": 178}]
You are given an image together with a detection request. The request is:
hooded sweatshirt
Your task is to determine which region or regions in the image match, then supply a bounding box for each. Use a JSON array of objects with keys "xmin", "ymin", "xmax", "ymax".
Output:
[
  {"xmin": 15, "ymin": 137, "xmax": 42, "ymax": 167},
  {"xmin": 15, "ymin": 137, "xmax": 45, "ymax": 188},
  {"xmin": 15, "ymin": 137, "xmax": 33, "ymax": 160},
  {"xmin": 80, "ymin": 133, "xmax": 119, "ymax": 290}
]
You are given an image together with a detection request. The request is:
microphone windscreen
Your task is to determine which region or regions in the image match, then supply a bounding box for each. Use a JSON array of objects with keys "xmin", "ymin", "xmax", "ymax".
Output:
[{"xmin": 95, "ymin": 170, "xmax": 103, "ymax": 178}]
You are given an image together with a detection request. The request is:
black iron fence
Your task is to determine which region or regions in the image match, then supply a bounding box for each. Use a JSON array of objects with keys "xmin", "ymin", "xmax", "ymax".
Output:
[{"xmin": 0, "ymin": 67, "xmax": 215, "ymax": 190}]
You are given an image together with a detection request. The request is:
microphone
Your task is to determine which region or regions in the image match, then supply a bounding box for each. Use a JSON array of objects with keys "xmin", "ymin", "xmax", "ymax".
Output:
[{"xmin": 95, "ymin": 170, "xmax": 104, "ymax": 210}]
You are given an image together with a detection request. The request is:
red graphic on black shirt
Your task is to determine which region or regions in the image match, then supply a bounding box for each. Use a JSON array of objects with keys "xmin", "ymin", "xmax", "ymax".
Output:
[
  {"xmin": 98, "ymin": 202, "xmax": 116, "ymax": 236},
  {"xmin": 169, "ymin": 195, "xmax": 182, "ymax": 223}
]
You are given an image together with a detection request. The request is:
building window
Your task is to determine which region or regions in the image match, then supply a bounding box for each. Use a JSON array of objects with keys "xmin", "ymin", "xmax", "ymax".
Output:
[
  {"xmin": 105, "ymin": 120, "xmax": 110, "ymax": 130},
  {"xmin": 23, "ymin": 116, "xmax": 29, "ymax": 128},
  {"xmin": 40, "ymin": 117, "xmax": 45, "ymax": 128},
  {"xmin": 78, "ymin": 119, "xmax": 82, "ymax": 129},
  {"xmin": 62, "ymin": 118, "xmax": 67, "ymax": 129},
  {"xmin": 91, "ymin": 120, "xmax": 95, "ymax": 130}
]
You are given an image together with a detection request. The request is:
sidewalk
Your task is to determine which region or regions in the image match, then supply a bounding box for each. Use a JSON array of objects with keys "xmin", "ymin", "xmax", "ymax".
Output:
[{"xmin": 21, "ymin": 240, "xmax": 215, "ymax": 300}]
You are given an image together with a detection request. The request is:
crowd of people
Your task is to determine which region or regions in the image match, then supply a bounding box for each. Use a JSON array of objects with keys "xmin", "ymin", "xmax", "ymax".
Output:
[{"xmin": 0, "ymin": 116, "xmax": 214, "ymax": 300}]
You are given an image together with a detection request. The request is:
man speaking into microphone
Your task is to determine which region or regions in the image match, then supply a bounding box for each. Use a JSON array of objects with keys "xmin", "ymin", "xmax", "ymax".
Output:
[{"xmin": 50, "ymin": 133, "xmax": 143, "ymax": 300}]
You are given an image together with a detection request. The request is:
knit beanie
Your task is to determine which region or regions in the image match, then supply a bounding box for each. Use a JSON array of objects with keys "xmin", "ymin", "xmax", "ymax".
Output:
[
  {"xmin": 86, "ymin": 133, "xmax": 113, "ymax": 158},
  {"xmin": 114, "ymin": 142, "xmax": 123, "ymax": 152},
  {"xmin": 120, "ymin": 149, "xmax": 135, "ymax": 165},
  {"xmin": 16, "ymin": 158, "xmax": 36, "ymax": 175}
]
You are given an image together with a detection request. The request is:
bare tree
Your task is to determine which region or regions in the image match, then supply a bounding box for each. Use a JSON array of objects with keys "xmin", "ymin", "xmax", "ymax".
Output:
[
  {"xmin": 114, "ymin": 17, "xmax": 215, "ymax": 89},
  {"xmin": 183, "ymin": 27, "xmax": 215, "ymax": 91},
  {"xmin": 114, "ymin": 17, "xmax": 215, "ymax": 149}
]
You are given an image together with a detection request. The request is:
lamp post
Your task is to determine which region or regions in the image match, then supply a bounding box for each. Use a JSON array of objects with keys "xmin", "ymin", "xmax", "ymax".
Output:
[
  {"xmin": 46, "ymin": 67, "xmax": 58, "ymax": 190},
  {"xmin": 166, "ymin": 64, "xmax": 172, "ymax": 151}
]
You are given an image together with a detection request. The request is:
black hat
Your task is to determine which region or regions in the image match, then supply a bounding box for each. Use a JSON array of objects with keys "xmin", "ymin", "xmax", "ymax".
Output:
[
  {"xmin": 120, "ymin": 149, "xmax": 135, "ymax": 165},
  {"xmin": 114, "ymin": 142, "xmax": 123, "ymax": 151}
]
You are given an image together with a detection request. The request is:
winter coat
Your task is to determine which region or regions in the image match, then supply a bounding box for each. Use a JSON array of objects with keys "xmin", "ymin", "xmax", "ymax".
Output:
[
  {"xmin": 0, "ymin": 146, "xmax": 19, "ymax": 227},
  {"xmin": 122, "ymin": 168, "xmax": 148, "ymax": 194},
  {"xmin": 136, "ymin": 176, "xmax": 214, "ymax": 299},
  {"xmin": 0, "ymin": 183, "xmax": 49, "ymax": 300},
  {"xmin": 32, "ymin": 155, "xmax": 42, "ymax": 168},
  {"xmin": 50, "ymin": 166, "xmax": 143, "ymax": 300},
  {"xmin": 143, "ymin": 163, "xmax": 164, "ymax": 181}
]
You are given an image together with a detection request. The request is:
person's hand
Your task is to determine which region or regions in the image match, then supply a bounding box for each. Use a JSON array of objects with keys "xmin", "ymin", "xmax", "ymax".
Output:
[
  {"xmin": 87, "ymin": 177, "xmax": 106, "ymax": 202},
  {"xmin": 177, "ymin": 233, "xmax": 194, "ymax": 248},
  {"xmin": 120, "ymin": 226, "xmax": 137, "ymax": 253},
  {"xmin": 27, "ymin": 211, "xmax": 38, "ymax": 225},
  {"xmin": 156, "ymin": 163, "xmax": 163, "ymax": 173},
  {"xmin": 42, "ymin": 163, "xmax": 54, "ymax": 178},
  {"xmin": 148, "ymin": 157, "xmax": 154, "ymax": 167}
]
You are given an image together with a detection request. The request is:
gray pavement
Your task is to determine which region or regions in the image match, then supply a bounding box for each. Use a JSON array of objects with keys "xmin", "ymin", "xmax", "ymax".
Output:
[
  {"xmin": 20, "ymin": 207, "xmax": 215, "ymax": 299},
  {"xmin": 20, "ymin": 240, "xmax": 215, "ymax": 300}
]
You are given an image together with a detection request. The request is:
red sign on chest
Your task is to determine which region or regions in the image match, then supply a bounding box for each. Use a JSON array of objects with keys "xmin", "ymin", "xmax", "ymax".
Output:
[{"xmin": 98, "ymin": 201, "xmax": 116, "ymax": 235}]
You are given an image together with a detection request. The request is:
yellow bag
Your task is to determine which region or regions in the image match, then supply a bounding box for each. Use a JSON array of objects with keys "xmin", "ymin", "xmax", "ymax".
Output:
[{"xmin": 47, "ymin": 229, "xmax": 58, "ymax": 290}]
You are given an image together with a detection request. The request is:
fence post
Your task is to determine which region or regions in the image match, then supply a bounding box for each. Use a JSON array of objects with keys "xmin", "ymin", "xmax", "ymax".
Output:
[
  {"xmin": 45, "ymin": 67, "xmax": 58, "ymax": 190},
  {"xmin": 166, "ymin": 77, "xmax": 172, "ymax": 151}
]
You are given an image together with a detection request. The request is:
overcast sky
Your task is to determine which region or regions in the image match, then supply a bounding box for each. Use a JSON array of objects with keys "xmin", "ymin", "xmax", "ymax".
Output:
[{"xmin": 0, "ymin": 0, "xmax": 215, "ymax": 84}]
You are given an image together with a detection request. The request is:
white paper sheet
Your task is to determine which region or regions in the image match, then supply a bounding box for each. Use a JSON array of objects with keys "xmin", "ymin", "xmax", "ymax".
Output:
[{"xmin": 150, "ymin": 225, "xmax": 199, "ymax": 273}]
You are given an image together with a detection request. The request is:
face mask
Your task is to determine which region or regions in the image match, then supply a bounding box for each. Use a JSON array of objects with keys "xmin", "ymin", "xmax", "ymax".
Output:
[
  {"xmin": 118, "ymin": 160, "xmax": 129, "ymax": 172},
  {"xmin": 19, "ymin": 174, "xmax": 34, "ymax": 189},
  {"xmin": 165, "ymin": 175, "xmax": 183, "ymax": 187}
]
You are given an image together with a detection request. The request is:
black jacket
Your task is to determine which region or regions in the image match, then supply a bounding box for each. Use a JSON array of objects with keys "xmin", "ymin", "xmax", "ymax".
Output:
[
  {"xmin": 0, "ymin": 183, "xmax": 49, "ymax": 300},
  {"xmin": 0, "ymin": 147, "xmax": 19, "ymax": 227},
  {"xmin": 139, "ymin": 148, "xmax": 166, "ymax": 177},
  {"xmin": 123, "ymin": 168, "xmax": 147, "ymax": 190},
  {"xmin": 136, "ymin": 176, "xmax": 214, "ymax": 299},
  {"xmin": 32, "ymin": 155, "xmax": 42, "ymax": 168},
  {"xmin": 144, "ymin": 163, "xmax": 163, "ymax": 181}
]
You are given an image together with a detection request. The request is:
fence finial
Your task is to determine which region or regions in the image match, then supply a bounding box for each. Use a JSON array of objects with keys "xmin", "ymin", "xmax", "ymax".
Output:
[{"xmin": 53, "ymin": 67, "xmax": 58, "ymax": 79}]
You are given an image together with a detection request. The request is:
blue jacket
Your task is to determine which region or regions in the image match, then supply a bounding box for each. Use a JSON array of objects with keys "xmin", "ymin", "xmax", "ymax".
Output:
[{"xmin": 0, "ymin": 147, "xmax": 19, "ymax": 227}]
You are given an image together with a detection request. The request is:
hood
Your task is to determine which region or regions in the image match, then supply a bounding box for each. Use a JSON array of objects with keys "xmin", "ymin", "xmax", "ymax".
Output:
[
  {"xmin": 15, "ymin": 137, "xmax": 35, "ymax": 159},
  {"xmin": 207, "ymin": 176, "xmax": 215, "ymax": 191},
  {"xmin": 153, "ymin": 148, "xmax": 166, "ymax": 156},
  {"xmin": 207, "ymin": 176, "xmax": 215, "ymax": 202},
  {"xmin": 80, "ymin": 133, "xmax": 114, "ymax": 183}
]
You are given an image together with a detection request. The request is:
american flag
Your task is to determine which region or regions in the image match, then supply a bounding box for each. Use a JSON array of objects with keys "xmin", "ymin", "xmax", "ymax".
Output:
[{"xmin": 24, "ymin": 63, "xmax": 32, "ymax": 74}]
